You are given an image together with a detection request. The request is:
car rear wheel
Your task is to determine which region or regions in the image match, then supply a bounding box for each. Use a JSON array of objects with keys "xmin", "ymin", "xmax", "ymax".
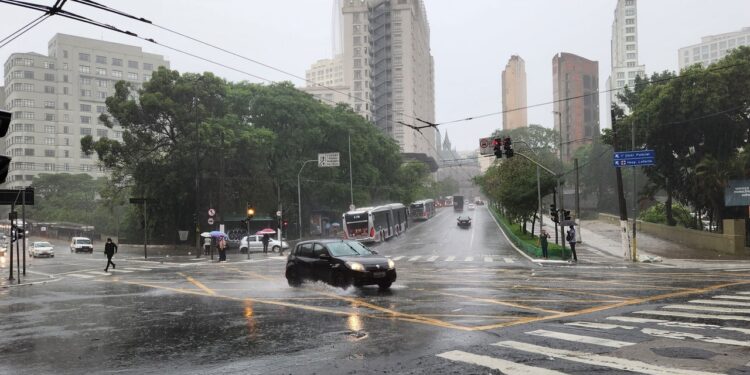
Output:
[
  {"xmin": 272, "ymin": 245, "xmax": 280, "ymax": 253},
  {"xmin": 377, "ymin": 281, "xmax": 392, "ymax": 290},
  {"xmin": 240, "ymin": 247, "xmax": 247, "ymax": 254}
]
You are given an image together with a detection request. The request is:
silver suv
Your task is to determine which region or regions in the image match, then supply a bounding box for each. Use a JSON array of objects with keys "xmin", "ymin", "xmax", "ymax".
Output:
[{"xmin": 70, "ymin": 237, "xmax": 93, "ymax": 253}]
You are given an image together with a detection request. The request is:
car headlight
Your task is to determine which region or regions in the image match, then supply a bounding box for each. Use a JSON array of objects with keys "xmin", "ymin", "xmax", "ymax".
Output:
[
  {"xmin": 346, "ymin": 262, "xmax": 365, "ymax": 272},
  {"xmin": 387, "ymin": 259, "xmax": 395, "ymax": 269}
]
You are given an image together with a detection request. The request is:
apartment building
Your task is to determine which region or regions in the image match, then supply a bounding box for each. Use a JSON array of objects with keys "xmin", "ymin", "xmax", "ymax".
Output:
[
  {"xmin": 2, "ymin": 33, "xmax": 168, "ymax": 188},
  {"xmin": 552, "ymin": 52, "xmax": 599, "ymax": 161},
  {"xmin": 501, "ymin": 55, "xmax": 528, "ymax": 131},
  {"xmin": 606, "ymin": 0, "xmax": 645, "ymax": 120},
  {"xmin": 678, "ymin": 27, "xmax": 750, "ymax": 70}
]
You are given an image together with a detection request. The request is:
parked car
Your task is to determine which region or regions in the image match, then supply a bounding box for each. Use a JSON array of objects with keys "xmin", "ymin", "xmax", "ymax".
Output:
[
  {"xmin": 70, "ymin": 237, "xmax": 93, "ymax": 253},
  {"xmin": 30, "ymin": 241, "xmax": 55, "ymax": 258},
  {"xmin": 457, "ymin": 216, "xmax": 472, "ymax": 228},
  {"xmin": 285, "ymin": 239, "xmax": 396, "ymax": 290},
  {"xmin": 239, "ymin": 235, "xmax": 289, "ymax": 253}
]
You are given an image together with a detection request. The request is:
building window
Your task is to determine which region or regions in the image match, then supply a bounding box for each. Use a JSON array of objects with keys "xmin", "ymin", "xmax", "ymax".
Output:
[
  {"xmin": 45, "ymin": 137, "xmax": 55, "ymax": 145},
  {"xmin": 63, "ymin": 74, "xmax": 68, "ymax": 82},
  {"xmin": 625, "ymin": 9, "xmax": 635, "ymax": 16},
  {"xmin": 63, "ymin": 114, "xmax": 70, "ymax": 121},
  {"xmin": 98, "ymin": 92, "xmax": 107, "ymax": 99},
  {"xmin": 97, "ymin": 79, "xmax": 108, "ymax": 88},
  {"xmin": 625, "ymin": 27, "xmax": 635, "ymax": 33},
  {"xmin": 625, "ymin": 0, "xmax": 634, "ymax": 5},
  {"xmin": 112, "ymin": 70, "xmax": 122, "ymax": 78},
  {"xmin": 44, "ymin": 73, "xmax": 55, "ymax": 81},
  {"xmin": 44, "ymin": 101, "xmax": 55, "ymax": 109},
  {"xmin": 625, "ymin": 18, "xmax": 635, "ymax": 25},
  {"xmin": 81, "ymin": 116, "xmax": 91, "ymax": 124},
  {"xmin": 96, "ymin": 105, "xmax": 106, "ymax": 113},
  {"xmin": 44, "ymin": 150, "xmax": 55, "ymax": 158},
  {"xmin": 44, "ymin": 163, "xmax": 55, "ymax": 171},
  {"xmin": 96, "ymin": 129, "xmax": 108, "ymax": 138},
  {"xmin": 63, "ymin": 62, "xmax": 68, "ymax": 70},
  {"xmin": 96, "ymin": 67, "xmax": 106, "ymax": 76},
  {"xmin": 80, "ymin": 77, "xmax": 92, "ymax": 85},
  {"xmin": 626, "ymin": 44, "xmax": 635, "ymax": 51},
  {"xmin": 79, "ymin": 65, "xmax": 90, "ymax": 74},
  {"xmin": 112, "ymin": 58, "xmax": 122, "ymax": 66},
  {"xmin": 44, "ymin": 125, "xmax": 55, "ymax": 133},
  {"xmin": 128, "ymin": 60, "xmax": 139, "ymax": 69},
  {"xmin": 626, "ymin": 36, "xmax": 635, "ymax": 42},
  {"xmin": 143, "ymin": 62, "xmax": 153, "ymax": 71},
  {"xmin": 63, "ymin": 50, "xmax": 68, "ymax": 58},
  {"xmin": 143, "ymin": 74, "xmax": 150, "ymax": 81},
  {"xmin": 617, "ymin": 72, "xmax": 625, "ymax": 79},
  {"xmin": 44, "ymin": 86, "xmax": 55, "ymax": 94},
  {"xmin": 96, "ymin": 55, "xmax": 107, "ymax": 64},
  {"xmin": 63, "ymin": 87, "xmax": 69, "ymax": 95},
  {"xmin": 63, "ymin": 102, "xmax": 69, "ymax": 110},
  {"xmin": 13, "ymin": 57, "xmax": 33, "ymax": 66},
  {"xmin": 79, "ymin": 53, "xmax": 90, "ymax": 61},
  {"xmin": 354, "ymin": 59, "xmax": 361, "ymax": 68},
  {"xmin": 80, "ymin": 127, "xmax": 92, "ymax": 135},
  {"xmin": 63, "ymin": 126, "xmax": 69, "ymax": 134},
  {"xmin": 80, "ymin": 89, "xmax": 92, "ymax": 97},
  {"xmin": 627, "ymin": 61, "xmax": 636, "ymax": 67},
  {"xmin": 128, "ymin": 72, "xmax": 138, "ymax": 80},
  {"xmin": 80, "ymin": 104, "xmax": 92, "ymax": 112},
  {"xmin": 626, "ymin": 53, "xmax": 636, "ymax": 59},
  {"xmin": 24, "ymin": 149, "xmax": 34, "ymax": 156},
  {"xmin": 45, "ymin": 113, "xmax": 55, "ymax": 121}
]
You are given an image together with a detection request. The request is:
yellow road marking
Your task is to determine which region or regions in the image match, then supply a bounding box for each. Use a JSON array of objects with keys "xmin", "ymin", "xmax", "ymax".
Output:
[
  {"xmin": 512, "ymin": 285, "xmax": 628, "ymax": 300},
  {"xmin": 177, "ymin": 272, "xmax": 216, "ymax": 296},
  {"xmin": 431, "ymin": 291, "xmax": 562, "ymax": 314}
]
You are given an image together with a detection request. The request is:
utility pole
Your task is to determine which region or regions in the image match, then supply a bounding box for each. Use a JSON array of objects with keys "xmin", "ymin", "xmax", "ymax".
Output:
[
  {"xmin": 537, "ymin": 165, "xmax": 543, "ymax": 237},
  {"xmin": 554, "ymin": 111, "xmax": 567, "ymax": 257},
  {"xmin": 348, "ymin": 133, "xmax": 354, "ymax": 209},
  {"xmin": 297, "ymin": 159, "xmax": 317, "ymax": 240},
  {"xmin": 631, "ymin": 116, "xmax": 638, "ymax": 262},
  {"xmin": 611, "ymin": 108, "xmax": 630, "ymax": 260},
  {"xmin": 574, "ymin": 158, "xmax": 581, "ymax": 243}
]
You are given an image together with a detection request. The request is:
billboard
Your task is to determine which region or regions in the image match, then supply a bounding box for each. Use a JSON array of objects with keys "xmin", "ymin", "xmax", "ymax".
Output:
[{"xmin": 725, "ymin": 179, "xmax": 750, "ymax": 207}]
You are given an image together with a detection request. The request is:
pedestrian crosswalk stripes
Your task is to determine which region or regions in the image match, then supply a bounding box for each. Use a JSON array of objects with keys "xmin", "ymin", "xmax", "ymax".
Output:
[
  {"xmin": 436, "ymin": 350, "xmax": 568, "ymax": 375},
  {"xmin": 690, "ymin": 299, "xmax": 750, "ymax": 307},
  {"xmin": 713, "ymin": 294, "xmax": 750, "ymax": 301},
  {"xmin": 427, "ymin": 255, "xmax": 439, "ymax": 262},
  {"xmin": 663, "ymin": 304, "xmax": 750, "ymax": 314},
  {"xmin": 503, "ymin": 257, "xmax": 514, "ymax": 263},
  {"xmin": 634, "ymin": 309, "xmax": 750, "ymax": 322},
  {"xmin": 607, "ymin": 316, "xmax": 722, "ymax": 329},
  {"xmin": 564, "ymin": 321, "xmax": 635, "ymax": 330},
  {"xmin": 444, "ymin": 256, "xmax": 455, "ymax": 262},
  {"xmin": 525, "ymin": 329, "xmax": 635, "ymax": 348},
  {"xmin": 408, "ymin": 255, "xmax": 421, "ymax": 262},
  {"xmin": 737, "ymin": 291, "xmax": 750, "ymax": 295},
  {"xmin": 483, "ymin": 256, "xmax": 492, "ymax": 262},
  {"xmin": 464, "ymin": 256, "xmax": 474, "ymax": 262},
  {"xmin": 641, "ymin": 327, "xmax": 750, "ymax": 348},
  {"xmin": 490, "ymin": 340, "xmax": 723, "ymax": 375}
]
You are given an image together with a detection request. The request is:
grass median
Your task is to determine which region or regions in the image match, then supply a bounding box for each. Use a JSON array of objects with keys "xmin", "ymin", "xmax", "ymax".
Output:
[{"xmin": 488, "ymin": 206, "xmax": 571, "ymax": 260}]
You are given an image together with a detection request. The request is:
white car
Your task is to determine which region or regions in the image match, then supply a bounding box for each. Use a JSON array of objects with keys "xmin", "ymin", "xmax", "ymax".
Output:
[
  {"xmin": 30, "ymin": 241, "xmax": 55, "ymax": 258},
  {"xmin": 240, "ymin": 235, "xmax": 289, "ymax": 253},
  {"xmin": 70, "ymin": 237, "xmax": 94, "ymax": 253},
  {"xmin": 468, "ymin": 203, "xmax": 476, "ymax": 210}
]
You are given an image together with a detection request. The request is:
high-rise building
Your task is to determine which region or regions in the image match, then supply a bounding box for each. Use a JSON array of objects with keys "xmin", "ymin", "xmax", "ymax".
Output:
[
  {"xmin": 2, "ymin": 33, "xmax": 169, "ymax": 188},
  {"xmin": 501, "ymin": 55, "xmax": 527, "ymax": 131},
  {"xmin": 606, "ymin": 0, "xmax": 645, "ymax": 119},
  {"xmin": 552, "ymin": 53, "xmax": 599, "ymax": 161},
  {"xmin": 303, "ymin": 0, "xmax": 437, "ymax": 168},
  {"xmin": 678, "ymin": 27, "xmax": 750, "ymax": 70}
]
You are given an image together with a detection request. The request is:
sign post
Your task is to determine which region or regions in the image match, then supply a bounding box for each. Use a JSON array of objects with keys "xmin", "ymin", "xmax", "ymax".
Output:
[
  {"xmin": 613, "ymin": 150, "xmax": 655, "ymax": 262},
  {"xmin": 479, "ymin": 137, "xmax": 493, "ymax": 156},
  {"xmin": 129, "ymin": 197, "xmax": 156, "ymax": 259}
]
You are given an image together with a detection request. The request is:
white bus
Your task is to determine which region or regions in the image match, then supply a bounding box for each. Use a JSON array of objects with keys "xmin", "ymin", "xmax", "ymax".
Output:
[
  {"xmin": 409, "ymin": 199, "xmax": 436, "ymax": 220},
  {"xmin": 342, "ymin": 203, "xmax": 409, "ymax": 243}
]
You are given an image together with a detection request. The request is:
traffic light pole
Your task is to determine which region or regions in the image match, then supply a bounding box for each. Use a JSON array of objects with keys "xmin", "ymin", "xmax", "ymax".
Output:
[{"xmin": 297, "ymin": 159, "xmax": 317, "ymax": 240}]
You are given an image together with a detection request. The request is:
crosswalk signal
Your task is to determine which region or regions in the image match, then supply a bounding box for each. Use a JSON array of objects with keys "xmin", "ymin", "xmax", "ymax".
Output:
[
  {"xmin": 0, "ymin": 110, "xmax": 12, "ymax": 183},
  {"xmin": 493, "ymin": 137, "xmax": 503, "ymax": 159},
  {"xmin": 282, "ymin": 219, "xmax": 289, "ymax": 230},
  {"xmin": 550, "ymin": 204, "xmax": 559, "ymax": 223},
  {"xmin": 503, "ymin": 137, "xmax": 514, "ymax": 158}
]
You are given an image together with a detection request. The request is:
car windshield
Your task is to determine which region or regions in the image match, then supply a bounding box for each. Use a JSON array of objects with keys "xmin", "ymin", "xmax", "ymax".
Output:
[
  {"xmin": 76, "ymin": 239, "xmax": 91, "ymax": 244},
  {"xmin": 34, "ymin": 242, "xmax": 52, "ymax": 247},
  {"xmin": 327, "ymin": 241, "xmax": 374, "ymax": 257}
]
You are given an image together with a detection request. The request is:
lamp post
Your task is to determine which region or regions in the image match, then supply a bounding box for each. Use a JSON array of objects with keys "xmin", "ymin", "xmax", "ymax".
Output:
[
  {"xmin": 297, "ymin": 159, "xmax": 317, "ymax": 240},
  {"xmin": 193, "ymin": 76, "xmax": 203, "ymax": 257},
  {"xmin": 553, "ymin": 110, "xmax": 567, "ymax": 257}
]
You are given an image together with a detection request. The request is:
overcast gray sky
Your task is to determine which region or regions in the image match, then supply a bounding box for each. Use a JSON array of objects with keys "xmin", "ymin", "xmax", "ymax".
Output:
[{"xmin": 1, "ymin": 1, "xmax": 749, "ymax": 151}]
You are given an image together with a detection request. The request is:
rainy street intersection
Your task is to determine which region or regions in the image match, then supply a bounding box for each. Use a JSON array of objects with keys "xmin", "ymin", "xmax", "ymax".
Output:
[{"xmin": 2, "ymin": 207, "xmax": 750, "ymax": 374}]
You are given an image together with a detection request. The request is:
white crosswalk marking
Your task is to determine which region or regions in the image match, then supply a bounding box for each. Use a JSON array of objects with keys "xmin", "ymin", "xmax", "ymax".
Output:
[
  {"xmin": 437, "ymin": 350, "xmax": 568, "ymax": 375},
  {"xmin": 483, "ymin": 256, "xmax": 492, "ymax": 262},
  {"xmin": 690, "ymin": 299, "xmax": 750, "ymax": 307},
  {"xmin": 503, "ymin": 257, "xmax": 514, "ymax": 263},
  {"xmin": 565, "ymin": 322, "xmax": 636, "ymax": 330},
  {"xmin": 68, "ymin": 273, "xmax": 94, "ymax": 279},
  {"xmin": 445, "ymin": 256, "xmax": 455, "ymax": 262},
  {"xmin": 526, "ymin": 329, "xmax": 634, "ymax": 348},
  {"xmin": 123, "ymin": 267, "xmax": 152, "ymax": 271},
  {"xmin": 641, "ymin": 328, "xmax": 750, "ymax": 347},
  {"xmin": 607, "ymin": 316, "xmax": 720, "ymax": 329},
  {"xmin": 492, "ymin": 340, "xmax": 723, "ymax": 375},
  {"xmin": 110, "ymin": 269, "xmax": 133, "ymax": 273},
  {"xmin": 714, "ymin": 295, "xmax": 750, "ymax": 301},
  {"xmin": 464, "ymin": 256, "xmax": 473, "ymax": 262},
  {"xmin": 634, "ymin": 309, "xmax": 750, "ymax": 322},
  {"xmin": 392, "ymin": 256, "xmax": 405, "ymax": 261},
  {"xmin": 427, "ymin": 256, "xmax": 439, "ymax": 262},
  {"xmin": 408, "ymin": 256, "xmax": 421, "ymax": 262},
  {"xmin": 87, "ymin": 271, "xmax": 112, "ymax": 276},
  {"xmin": 737, "ymin": 292, "xmax": 750, "ymax": 295},
  {"xmin": 664, "ymin": 304, "xmax": 750, "ymax": 314}
]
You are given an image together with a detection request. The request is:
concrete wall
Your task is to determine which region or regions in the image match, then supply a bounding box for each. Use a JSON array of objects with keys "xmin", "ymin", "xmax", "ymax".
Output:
[{"xmin": 599, "ymin": 213, "xmax": 748, "ymax": 255}]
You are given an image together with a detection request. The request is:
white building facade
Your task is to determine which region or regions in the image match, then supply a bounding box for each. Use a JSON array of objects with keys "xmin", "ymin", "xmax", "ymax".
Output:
[
  {"xmin": 2, "ymin": 33, "xmax": 168, "ymax": 188},
  {"xmin": 303, "ymin": 0, "xmax": 437, "ymax": 166},
  {"xmin": 678, "ymin": 27, "xmax": 750, "ymax": 70},
  {"xmin": 606, "ymin": 0, "xmax": 645, "ymax": 122}
]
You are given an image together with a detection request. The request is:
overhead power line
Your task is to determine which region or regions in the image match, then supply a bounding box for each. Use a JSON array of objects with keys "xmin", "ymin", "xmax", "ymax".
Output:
[{"xmin": 0, "ymin": 0, "xmax": 69, "ymax": 49}]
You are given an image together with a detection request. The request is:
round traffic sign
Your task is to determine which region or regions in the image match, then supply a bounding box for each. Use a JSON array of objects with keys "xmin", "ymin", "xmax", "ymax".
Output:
[
  {"xmin": 276, "ymin": 210, "xmax": 282, "ymax": 217},
  {"xmin": 207, "ymin": 218, "xmax": 214, "ymax": 225},
  {"xmin": 208, "ymin": 208, "xmax": 215, "ymax": 217},
  {"xmin": 480, "ymin": 138, "xmax": 489, "ymax": 149}
]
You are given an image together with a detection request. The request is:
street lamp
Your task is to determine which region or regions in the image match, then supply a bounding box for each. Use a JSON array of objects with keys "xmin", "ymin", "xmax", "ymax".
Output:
[
  {"xmin": 297, "ymin": 159, "xmax": 317, "ymax": 240},
  {"xmin": 553, "ymin": 110, "xmax": 567, "ymax": 256}
]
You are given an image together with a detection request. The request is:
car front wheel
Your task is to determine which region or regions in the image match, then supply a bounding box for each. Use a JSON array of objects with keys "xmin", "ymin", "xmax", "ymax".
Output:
[
  {"xmin": 286, "ymin": 270, "xmax": 301, "ymax": 287},
  {"xmin": 240, "ymin": 247, "xmax": 247, "ymax": 254}
]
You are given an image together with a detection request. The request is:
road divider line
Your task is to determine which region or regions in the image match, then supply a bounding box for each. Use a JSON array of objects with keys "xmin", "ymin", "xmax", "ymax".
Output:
[
  {"xmin": 690, "ymin": 299, "xmax": 750, "ymax": 307},
  {"xmin": 564, "ymin": 321, "xmax": 636, "ymax": 330},
  {"xmin": 526, "ymin": 329, "xmax": 635, "ymax": 348},
  {"xmin": 427, "ymin": 256, "xmax": 439, "ymax": 262},
  {"xmin": 177, "ymin": 272, "xmax": 217, "ymax": 296},
  {"xmin": 484, "ymin": 256, "xmax": 492, "ymax": 262},
  {"xmin": 492, "ymin": 340, "xmax": 723, "ymax": 375},
  {"xmin": 464, "ymin": 256, "xmax": 474, "ymax": 262},
  {"xmin": 68, "ymin": 273, "xmax": 95, "ymax": 279},
  {"xmin": 503, "ymin": 258, "xmax": 515, "ymax": 263},
  {"xmin": 437, "ymin": 350, "xmax": 568, "ymax": 375},
  {"xmin": 663, "ymin": 304, "xmax": 750, "ymax": 314},
  {"xmin": 634, "ymin": 309, "xmax": 750, "ymax": 322}
]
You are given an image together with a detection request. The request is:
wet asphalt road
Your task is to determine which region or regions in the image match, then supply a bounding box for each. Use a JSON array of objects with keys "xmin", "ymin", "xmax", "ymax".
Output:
[{"xmin": 1, "ymin": 206, "xmax": 750, "ymax": 374}]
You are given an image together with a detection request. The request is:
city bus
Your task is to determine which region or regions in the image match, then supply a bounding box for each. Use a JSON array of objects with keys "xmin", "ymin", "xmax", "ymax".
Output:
[
  {"xmin": 342, "ymin": 203, "xmax": 409, "ymax": 243},
  {"xmin": 409, "ymin": 199, "xmax": 436, "ymax": 220}
]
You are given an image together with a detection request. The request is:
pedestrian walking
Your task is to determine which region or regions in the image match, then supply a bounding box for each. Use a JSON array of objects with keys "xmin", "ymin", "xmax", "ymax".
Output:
[
  {"xmin": 566, "ymin": 225, "xmax": 577, "ymax": 262},
  {"xmin": 540, "ymin": 229, "xmax": 549, "ymax": 259},
  {"xmin": 104, "ymin": 238, "xmax": 117, "ymax": 271},
  {"xmin": 261, "ymin": 233, "xmax": 270, "ymax": 254},
  {"xmin": 218, "ymin": 237, "xmax": 227, "ymax": 261},
  {"xmin": 203, "ymin": 236, "xmax": 211, "ymax": 256}
]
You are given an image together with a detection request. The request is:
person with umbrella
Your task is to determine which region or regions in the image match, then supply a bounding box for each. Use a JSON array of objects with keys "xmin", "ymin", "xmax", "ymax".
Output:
[
  {"xmin": 209, "ymin": 231, "xmax": 227, "ymax": 261},
  {"xmin": 261, "ymin": 233, "xmax": 270, "ymax": 254}
]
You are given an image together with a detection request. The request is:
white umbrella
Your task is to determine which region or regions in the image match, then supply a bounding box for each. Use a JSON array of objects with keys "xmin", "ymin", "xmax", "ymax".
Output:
[{"xmin": 200, "ymin": 232, "xmax": 211, "ymax": 238}]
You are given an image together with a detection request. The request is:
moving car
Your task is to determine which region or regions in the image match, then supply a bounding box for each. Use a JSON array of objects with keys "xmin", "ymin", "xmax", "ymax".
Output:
[
  {"xmin": 240, "ymin": 235, "xmax": 289, "ymax": 253},
  {"xmin": 285, "ymin": 239, "xmax": 396, "ymax": 290},
  {"xmin": 468, "ymin": 203, "xmax": 476, "ymax": 210},
  {"xmin": 30, "ymin": 241, "xmax": 55, "ymax": 258},
  {"xmin": 70, "ymin": 237, "xmax": 93, "ymax": 253},
  {"xmin": 457, "ymin": 216, "xmax": 472, "ymax": 228}
]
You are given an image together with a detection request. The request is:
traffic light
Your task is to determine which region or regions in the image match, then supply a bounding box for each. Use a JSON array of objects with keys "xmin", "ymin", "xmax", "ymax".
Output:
[
  {"xmin": 503, "ymin": 137, "xmax": 514, "ymax": 157},
  {"xmin": 563, "ymin": 210, "xmax": 571, "ymax": 221},
  {"xmin": 282, "ymin": 220, "xmax": 289, "ymax": 230},
  {"xmin": 0, "ymin": 110, "xmax": 12, "ymax": 183},
  {"xmin": 246, "ymin": 204, "xmax": 255, "ymax": 220},
  {"xmin": 550, "ymin": 204, "xmax": 559, "ymax": 223},
  {"xmin": 493, "ymin": 137, "xmax": 503, "ymax": 159}
]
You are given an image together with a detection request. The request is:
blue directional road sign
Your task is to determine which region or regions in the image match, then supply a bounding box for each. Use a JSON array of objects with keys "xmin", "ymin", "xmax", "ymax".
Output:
[{"xmin": 613, "ymin": 150, "xmax": 655, "ymax": 167}]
